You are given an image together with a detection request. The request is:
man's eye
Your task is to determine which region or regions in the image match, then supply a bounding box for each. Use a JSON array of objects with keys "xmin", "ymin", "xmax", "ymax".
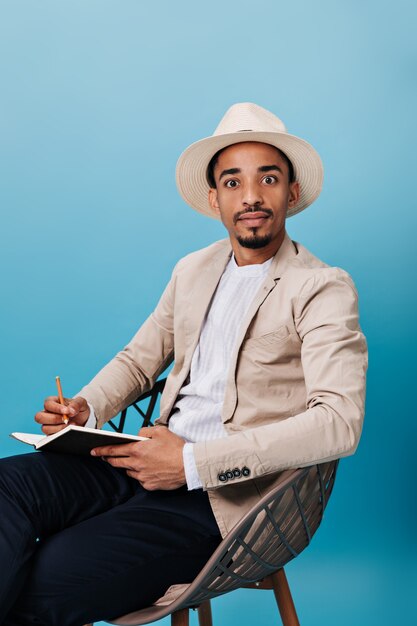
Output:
[
  {"xmin": 263, "ymin": 175, "xmax": 277, "ymax": 185},
  {"xmin": 225, "ymin": 179, "xmax": 239, "ymax": 188}
]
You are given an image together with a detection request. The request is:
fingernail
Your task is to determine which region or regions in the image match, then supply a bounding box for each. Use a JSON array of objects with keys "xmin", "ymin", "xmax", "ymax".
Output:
[
  {"xmin": 68, "ymin": 407, "xmax": 76, "ymax": 416},
  {"xmin": 90, "ymin": 450, "xmax": 96, "ymax": 456}
]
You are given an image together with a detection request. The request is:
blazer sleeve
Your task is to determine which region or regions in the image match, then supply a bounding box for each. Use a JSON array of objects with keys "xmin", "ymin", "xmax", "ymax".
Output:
[
  {"xmin": 77, "ymin": 269, "xmax": 177, "ymax": 428},
  {"xmin": 192, "ymin": 268, "xmax": 368, "ymax": 489}
]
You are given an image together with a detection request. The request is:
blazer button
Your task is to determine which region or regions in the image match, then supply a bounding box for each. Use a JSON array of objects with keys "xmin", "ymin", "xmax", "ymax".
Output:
[
  {"xmin": 225, "ymin": 470, "xmax": 234, "ymax": 480},
  {"xmin": 218, "ymin": 473, "xmax": 228, "ymax": 483},
  {"xmin": 242, "ymin": 467, "xmax": 251, "ymax": 477},
  {"xmin": 232, "ymin": 468, "xmax": 241, "ymax": 478}
]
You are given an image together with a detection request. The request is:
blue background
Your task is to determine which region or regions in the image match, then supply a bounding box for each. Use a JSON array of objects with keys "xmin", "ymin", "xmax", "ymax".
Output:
[{"xmin": 1, "ymin": 1, "xmax": 416, "ymax": 624}]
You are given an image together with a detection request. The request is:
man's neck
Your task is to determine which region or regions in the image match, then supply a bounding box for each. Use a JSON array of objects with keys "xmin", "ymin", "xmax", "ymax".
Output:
[{"xmin": 231, "ymin": 230, "xmax": 286, "ymax": 267}]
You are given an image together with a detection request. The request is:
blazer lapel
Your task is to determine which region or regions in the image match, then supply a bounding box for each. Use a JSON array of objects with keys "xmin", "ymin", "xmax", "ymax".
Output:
[{"xmin": 184, "ymin": 240, "xmax": 232, "ymax": 357}]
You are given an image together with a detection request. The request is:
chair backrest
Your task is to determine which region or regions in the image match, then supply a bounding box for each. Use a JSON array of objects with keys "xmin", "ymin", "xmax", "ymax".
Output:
[
  {"xmin": 170, "ymin": 460, "xmax": 337, "ymax": 608},
  {"xmin": 107, "ymin": 378, "xmax": 167, "ymax": 433}
]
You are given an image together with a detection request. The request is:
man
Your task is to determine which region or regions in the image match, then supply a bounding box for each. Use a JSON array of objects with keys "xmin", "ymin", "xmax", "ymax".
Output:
[{"xmin": 0, "ymin": 103, "xmax": 367, "ymax": 625}]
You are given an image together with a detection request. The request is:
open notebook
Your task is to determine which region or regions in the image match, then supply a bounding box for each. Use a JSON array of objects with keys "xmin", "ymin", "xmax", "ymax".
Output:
[{"xmin": 10, "ymin": 425, "xmax": 147, "ymax": 456}]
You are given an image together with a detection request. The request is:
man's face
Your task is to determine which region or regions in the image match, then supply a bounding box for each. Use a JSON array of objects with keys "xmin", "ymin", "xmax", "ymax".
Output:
[{"xmin": 208, "ymin": 142, "xmax": 299, "ymax": 254}]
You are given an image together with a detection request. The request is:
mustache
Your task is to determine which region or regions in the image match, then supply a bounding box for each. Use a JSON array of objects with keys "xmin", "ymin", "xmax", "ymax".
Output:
[{"xmin": 233, "ymin": 207, "xmax": 273, "ymax": 225}]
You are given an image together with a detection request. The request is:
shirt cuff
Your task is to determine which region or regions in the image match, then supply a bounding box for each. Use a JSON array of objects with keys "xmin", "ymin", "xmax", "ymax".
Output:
[
  {"xmin": 84, "ymin": 402, "xmax": 98, "ymax": 429},
  {"xmin": 183, "ymin": 443, "xmax": 203, "ymax": 490}
]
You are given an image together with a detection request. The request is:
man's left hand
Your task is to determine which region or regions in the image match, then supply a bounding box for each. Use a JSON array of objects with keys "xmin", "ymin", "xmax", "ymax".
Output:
[{"xmin": 91, "ymin": 426, "xmax": 186, "ymax": 491}]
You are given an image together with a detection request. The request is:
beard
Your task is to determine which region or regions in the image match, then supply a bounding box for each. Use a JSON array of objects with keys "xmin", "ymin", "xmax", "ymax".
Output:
[
  {"xmin": 236, "ymin": 229, "xmax": 273, "ymax": 249},
  {"xmin": 233, "ymin": 207, "xmax": 274, "ymax": 249}
]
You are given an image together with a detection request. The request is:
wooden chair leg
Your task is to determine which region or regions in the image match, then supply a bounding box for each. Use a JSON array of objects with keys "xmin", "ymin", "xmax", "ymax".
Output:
[
  {"xmin": 197, "ymin": 600, "xmax": 213, "ymax": 626},
  {"xmin": 270, "ymin": 569, "xmax": 300, "ymax": 626},
  {"xmin": 172, "ymin": 607, "xmax": 190, "ymax": 626}
]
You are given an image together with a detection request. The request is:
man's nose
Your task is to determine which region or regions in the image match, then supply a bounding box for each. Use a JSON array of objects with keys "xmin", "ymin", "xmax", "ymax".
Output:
[{"xmin": 241, "ymin": 182, "xmax": 263, "ymax": 207}]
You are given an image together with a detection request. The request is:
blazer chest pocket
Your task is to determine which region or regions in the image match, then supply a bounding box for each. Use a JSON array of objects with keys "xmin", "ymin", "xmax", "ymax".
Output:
[{"xmin": 242, "ymin": 325, "xmax": 292, "ymax": 350}]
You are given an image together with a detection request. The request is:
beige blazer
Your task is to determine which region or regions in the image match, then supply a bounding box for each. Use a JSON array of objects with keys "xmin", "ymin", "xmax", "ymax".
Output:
[{"xmin": 79, "ymin": 233, "xmax": 367, "ymax": 537}]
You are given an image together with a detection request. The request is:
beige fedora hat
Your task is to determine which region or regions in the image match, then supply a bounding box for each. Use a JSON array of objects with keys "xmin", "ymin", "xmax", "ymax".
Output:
[{"xmin": 176, "ymin": 102, "xmax": 324, "ymax": 219}]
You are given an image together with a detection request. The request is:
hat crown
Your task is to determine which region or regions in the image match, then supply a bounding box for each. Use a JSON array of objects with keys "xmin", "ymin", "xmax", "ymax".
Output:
[{"xmin": 213, "ymin": 102, "xmax": 287, "ymax": 137}]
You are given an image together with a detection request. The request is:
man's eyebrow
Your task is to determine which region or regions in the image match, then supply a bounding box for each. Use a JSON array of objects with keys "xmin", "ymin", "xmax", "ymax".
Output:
[
  {"xmin": 218, "ymin": 167, "xmax": 241, "ymax": 181},
  {"xmin": 218, "ymin": 165, "xmax": 284, "ymax": 181},
  {"xmin": 258, "ymin": 165, "xmax": 283, "ymax": 174}
]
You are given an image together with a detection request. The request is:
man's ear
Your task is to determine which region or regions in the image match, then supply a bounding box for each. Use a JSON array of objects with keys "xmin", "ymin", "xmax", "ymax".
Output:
[
  {"xmin": 288, "ymin": 181, "xmax": 300, "ymax": 209},
  {"xmin": 208, "ymin": 188, "xmax": 220, "ymax": 216}
]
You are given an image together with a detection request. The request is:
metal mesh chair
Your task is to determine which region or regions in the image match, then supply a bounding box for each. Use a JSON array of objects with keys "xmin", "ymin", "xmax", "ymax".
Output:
[{"xmin": 96, "ymin": 379, "xmax": 338, "ymax": 626}]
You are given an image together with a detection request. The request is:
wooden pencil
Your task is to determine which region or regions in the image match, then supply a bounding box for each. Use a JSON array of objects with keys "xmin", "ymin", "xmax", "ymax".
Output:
[{"xmin": 55, "ymin": 375, "xmax": 69, "ymax": 425}]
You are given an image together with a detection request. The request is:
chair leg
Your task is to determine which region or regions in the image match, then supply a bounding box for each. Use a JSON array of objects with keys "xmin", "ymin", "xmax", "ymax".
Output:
[
  {"xmin": 270, "ymin": 569, "xmax": 300, "ymax": 626},
  {"xmin": 172, "ymin": 608, "xmax": 190, "ymax": 626},
  {"xmin": 197, "ymin": 600, "xmax": 213, "ymax": 626}
]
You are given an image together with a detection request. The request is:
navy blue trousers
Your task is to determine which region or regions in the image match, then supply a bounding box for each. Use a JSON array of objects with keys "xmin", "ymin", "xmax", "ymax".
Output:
[{"xmin": 0, "ymin": 452, "xmax": 221, "ymax": 626}]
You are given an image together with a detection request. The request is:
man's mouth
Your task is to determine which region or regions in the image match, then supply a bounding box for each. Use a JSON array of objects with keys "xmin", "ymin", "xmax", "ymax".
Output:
[{"xmin": 235, "ymin": 210, "xmax": 272, "ymax": 228}]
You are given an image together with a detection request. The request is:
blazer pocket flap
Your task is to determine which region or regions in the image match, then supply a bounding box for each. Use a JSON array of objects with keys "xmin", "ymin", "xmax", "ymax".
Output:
[{"xmin": 243, "ymin": 325, "xmax": 291, "ymax": 348}]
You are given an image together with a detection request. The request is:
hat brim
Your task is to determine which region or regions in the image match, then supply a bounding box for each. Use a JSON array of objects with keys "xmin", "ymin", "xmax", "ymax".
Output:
[{"xmin": 176, "ymin": 131, "xmax": 324, "ymax": 219}]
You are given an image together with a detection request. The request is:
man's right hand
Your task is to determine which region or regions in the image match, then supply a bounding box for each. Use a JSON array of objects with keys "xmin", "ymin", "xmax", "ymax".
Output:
[{"xmin": 35, "ymin": 396, "xmax": 90, "ymax": 435}]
